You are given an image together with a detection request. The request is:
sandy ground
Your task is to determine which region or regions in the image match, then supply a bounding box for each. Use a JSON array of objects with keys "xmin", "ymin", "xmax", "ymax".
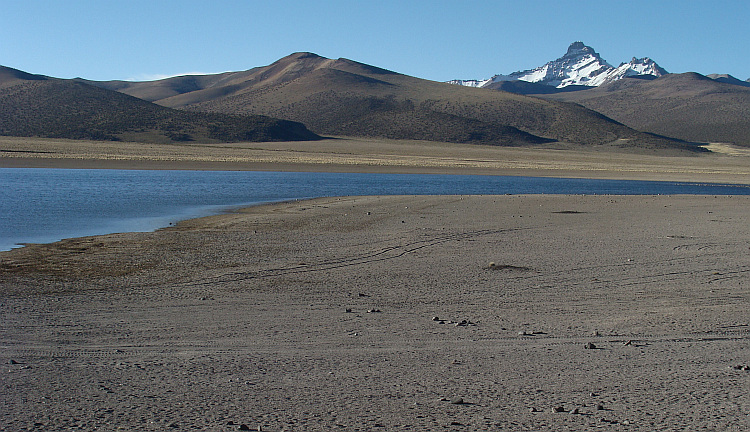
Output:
[
  {"xmin": 2, "ymin": 194, "xmax": 749, "ymax": 431},
  {"xmin": 3, "ymin": 136, "xmax": 750, "ymax": 184}
]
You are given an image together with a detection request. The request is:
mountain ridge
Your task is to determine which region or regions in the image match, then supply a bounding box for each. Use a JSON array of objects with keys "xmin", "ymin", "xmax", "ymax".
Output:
[
  {"xmin": 450, "ymin": 42, "xmax": 668, "ymax": 90},
  {"xmin": 87, "ymin": 52, "xmax": 702, "ymax": 151},
  {"xmin": 1, "ymin": 54, "xmax": 708, "ymax": 152}
]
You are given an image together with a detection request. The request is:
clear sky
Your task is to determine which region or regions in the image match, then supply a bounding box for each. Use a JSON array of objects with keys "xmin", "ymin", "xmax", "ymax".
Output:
[{"xmin": 2, "ymin": 0, "xmax": 748, "ymax": 82}]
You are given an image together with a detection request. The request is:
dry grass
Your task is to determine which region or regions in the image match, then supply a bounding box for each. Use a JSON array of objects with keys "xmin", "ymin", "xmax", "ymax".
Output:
[{"xmin": 2, "ymin": 136, "xmax": 750, "ymax": 184}]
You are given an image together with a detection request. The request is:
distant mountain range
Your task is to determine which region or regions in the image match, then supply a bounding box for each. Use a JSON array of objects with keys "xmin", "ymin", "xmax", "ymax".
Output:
[
  {"xmin": 450, "ymin": 42, "xmax": 668, "ymax": 89},
  {"xmin": 2, "ymin": 46, "xmax": 748, "ymax": 150},
  {"xmin": 80, "ymin": 52, "xmax": 699, "ymax": 151},
  {"xmin": 445, "ymin": 42, "xmax": 750, "ymax": 147}
]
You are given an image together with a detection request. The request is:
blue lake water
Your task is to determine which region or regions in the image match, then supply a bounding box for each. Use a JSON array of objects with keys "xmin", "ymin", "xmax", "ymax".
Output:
[{"xmin": 1, "ymin": 168, "xmax": 749, "ymax": 251}]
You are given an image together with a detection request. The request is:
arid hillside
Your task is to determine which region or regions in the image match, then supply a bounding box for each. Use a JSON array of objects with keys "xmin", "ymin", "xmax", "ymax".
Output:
[
  {"xmin": 91, "ymin": 53, "xmax": 704, "ymax": 152},
  {"xmin": 0, "ymin": 66, "xmax": 320, "ymax": 144},
  {"xmin": 538, "ymin": 73, "xmax": 750, "ymax": 147}
]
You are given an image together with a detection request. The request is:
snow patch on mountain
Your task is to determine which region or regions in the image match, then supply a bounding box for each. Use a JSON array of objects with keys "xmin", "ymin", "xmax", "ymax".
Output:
[{"xmin": 452, "ymin": 42, "xmax": 667, "ymax": 89}]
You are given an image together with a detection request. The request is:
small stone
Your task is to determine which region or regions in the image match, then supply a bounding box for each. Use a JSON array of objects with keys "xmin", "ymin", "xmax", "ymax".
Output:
[
  {"xmin": 529, "ymin": 407, "xmax": 538, "ymax": 413},
  {"xmin": 432, "ymin": 316, "xmax": 440, "ymax": 321},
  {"xmin": 345, "ymin": 308, "xmax": 352, "ymax": 313},
  {"xmin": 450, "ymin": 397, "xmax": 464, "ymax": 404},
  {"xmin": 596, "ymin": 404, "xmax": 605, "ymax": 411},
  {"xmin": 552, "ymin": 406, "xmax": 566, "ymax": 413},
  {"xmin": 570, "ymin": 407, "xmax": 580, "ymax": 414},
  {"xmin": 239, "ymin": 425, "xmax": 251, "ymax": 431},
  {"xmin": 584, "ymin": 342, "xmax": 597, "ymax": 349}
]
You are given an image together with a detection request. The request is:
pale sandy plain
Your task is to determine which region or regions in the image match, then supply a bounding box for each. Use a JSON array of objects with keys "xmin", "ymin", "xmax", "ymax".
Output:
[{"xmin": 2, "ymin": 138, "xmax": 750, "ymax": 431}]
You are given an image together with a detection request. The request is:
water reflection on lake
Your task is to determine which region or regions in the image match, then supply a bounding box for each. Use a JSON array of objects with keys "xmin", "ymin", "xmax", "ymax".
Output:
[{"xmin": 1, "ymin": 168, "xmax": 748, "ymax": 251}]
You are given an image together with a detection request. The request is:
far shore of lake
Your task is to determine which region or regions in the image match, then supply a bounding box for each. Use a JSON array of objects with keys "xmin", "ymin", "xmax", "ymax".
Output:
[{"xmin": 2, "ymin": 136, "xmax": 750, "ymax": 184}]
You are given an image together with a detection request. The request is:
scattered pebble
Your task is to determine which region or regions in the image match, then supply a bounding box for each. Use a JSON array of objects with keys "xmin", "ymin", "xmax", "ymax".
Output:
[
  {"xmin": 731, "ymin": 364, "xmax": 750, "ymax": 370},
  {"xmin": 552, "ymin": 406, "xmax": 566, "ymax": 413},
  {"xmin": 454, "ymin": 319, "xmax": 476, "ymax": 327},
  {"xmin": 450, "ymin": 397, "xmax": 464, "ymax": 405},
  {"xmin": 596, "ymin": 404, "xmax": 605, "ymax": 411},
  {"xmin": 367, "ymin": 309, "xmax": 381, "ymax": 313},
  {"xmin": 584, "ymin": 342, "xmax": 597, "ymax": 349}
]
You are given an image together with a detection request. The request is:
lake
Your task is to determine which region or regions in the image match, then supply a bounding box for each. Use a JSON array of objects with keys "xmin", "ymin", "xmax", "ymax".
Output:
[{"xmin": 1, "ymin": 168, "xmax": 749, "ymax": 251}]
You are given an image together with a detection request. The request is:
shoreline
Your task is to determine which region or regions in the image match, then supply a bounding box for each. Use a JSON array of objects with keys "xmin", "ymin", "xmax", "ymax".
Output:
[{"xmin": 2, "ymin": 194, "xmax": 749, "ymax": 430}]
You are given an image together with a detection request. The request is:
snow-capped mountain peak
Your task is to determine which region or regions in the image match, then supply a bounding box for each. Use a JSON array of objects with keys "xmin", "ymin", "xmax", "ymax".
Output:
[{"xmin": 451, "ymin": 42, "xmax": 667, "ymax": 89}]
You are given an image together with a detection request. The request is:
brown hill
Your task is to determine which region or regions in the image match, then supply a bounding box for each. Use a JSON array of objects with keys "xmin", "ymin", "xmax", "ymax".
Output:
[
  {"xmin": 0, "ymin": 65, "xmax": 48, "ymax": 87},
  {"xmin": 0, "ymin": 68, "xmax": 320, "ymax": 143},
  {"xmin": 538, "ymin": 73, "xmax": 750, "ymax": 147},
  {"xmin": 92, "ymin": 52, "xmax": 703, "ymax": 152}
]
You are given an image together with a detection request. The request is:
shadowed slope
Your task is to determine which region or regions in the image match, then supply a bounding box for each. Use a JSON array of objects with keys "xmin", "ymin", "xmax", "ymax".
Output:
[
  {"xmin": 0, "ymin": 73, "xmax": 320, "ymax": 143},
  {"xmin": 540, "ymin": 73, "xmax": 750, "ymax": 147}
]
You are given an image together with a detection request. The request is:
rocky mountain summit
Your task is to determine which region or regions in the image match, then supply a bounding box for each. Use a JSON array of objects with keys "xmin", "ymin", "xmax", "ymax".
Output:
[{"xmin": 450, "ymin": 42, "xmax": 667, "ymax": 89}]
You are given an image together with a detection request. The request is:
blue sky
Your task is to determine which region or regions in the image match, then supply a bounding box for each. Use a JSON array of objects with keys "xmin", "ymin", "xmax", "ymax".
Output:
[{"xmin": 2, "ymin": 0, "xmax": 748, "ymax": 82}]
